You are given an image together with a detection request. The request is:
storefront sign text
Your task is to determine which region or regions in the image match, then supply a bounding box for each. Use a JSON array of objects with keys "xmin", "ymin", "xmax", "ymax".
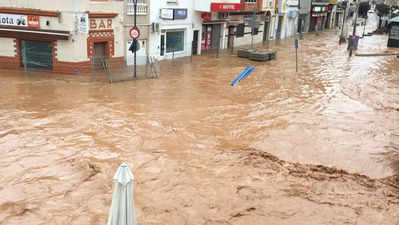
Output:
[
  {"xmin": 160, "ymin": 8, "xmax": 174, "ymax": 20},
  {"xmin": 76, "ymin": 13, "xmax": 89, "ymax": 33},
  {"xmin": 90, "ymin": 18, "xmax": 113, "ymax": 30},
  {"xmin": 202, "ymin": 13, "xmax": 212, "ymax": 22},
  {"xmin": 0, "ymin": 13, "xmax": 40, "ymax": 28},
  {"xmin": 287, "ymin": 0, "xmax": 299, "ymax": 6},
  {"xmin": 211, "ymin": 3, "xmax": 240, "ymax": 12},
  {"xmin": 173, "ymin": 9, "xmax": 187, "ymax": 19}
]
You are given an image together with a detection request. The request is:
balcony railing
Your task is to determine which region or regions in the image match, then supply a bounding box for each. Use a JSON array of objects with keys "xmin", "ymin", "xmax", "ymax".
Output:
[{"xmin": 127, "ymin": 0, "xmax": 147, "ymax": 15}]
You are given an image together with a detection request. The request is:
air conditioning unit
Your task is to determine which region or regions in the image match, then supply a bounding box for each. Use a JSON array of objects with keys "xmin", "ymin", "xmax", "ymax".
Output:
[{"xmin": 151, "ymin": 23, "xmax": 160, "ymax": 32}]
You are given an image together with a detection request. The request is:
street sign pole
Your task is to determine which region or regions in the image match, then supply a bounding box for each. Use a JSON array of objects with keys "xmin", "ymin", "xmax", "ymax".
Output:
[
  {"xmin": 295, "ymin": 39, "xmax": 298, "ymax": 72},
  {"xmin": 134, "ymin": 0, "xmax": 137, "ymax": 78}
]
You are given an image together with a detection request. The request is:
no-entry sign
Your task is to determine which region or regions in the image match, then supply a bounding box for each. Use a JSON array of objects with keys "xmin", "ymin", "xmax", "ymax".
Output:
[{"xmin": 129, "ymin": 27, "xmax": 140, "ymax": 40}]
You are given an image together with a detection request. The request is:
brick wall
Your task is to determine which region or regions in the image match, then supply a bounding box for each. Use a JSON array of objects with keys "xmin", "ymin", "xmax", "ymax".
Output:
[
  {"xmin": 241, "ymin": 0, "xmax": 263, "ymax": 11},
  {"xmin": 0, "ymin": 36, "xmax": 123, "ymax": 74}
]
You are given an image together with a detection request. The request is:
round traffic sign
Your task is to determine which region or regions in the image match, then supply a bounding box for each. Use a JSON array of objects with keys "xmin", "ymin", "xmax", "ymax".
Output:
[{"xmin": 129, "ymin": 27, "xmax": 140, "ymax": 40}]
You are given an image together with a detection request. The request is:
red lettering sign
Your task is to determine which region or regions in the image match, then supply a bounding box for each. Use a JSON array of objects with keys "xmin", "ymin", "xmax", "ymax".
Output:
[
  {"xmin": 211, "ymin": 3, "xmax": 240, "ymax": 12},
  {"xmin": 98, "ymin": 20, "xmax": 106, "ymax": 29},
  {"xmin": 90, "ymin": 19, "xmax": 97, "ymax": 29},
  {"xmin": 201, "ymin": 13, "xmax": 211, "ymax": 22},
  {"xmin": 27, "ymin": 15, "xmax": 40, "ymax": 28},
  {"xmin": 90, "ymin": 19, "xmax": 113, "ymax": 30}
]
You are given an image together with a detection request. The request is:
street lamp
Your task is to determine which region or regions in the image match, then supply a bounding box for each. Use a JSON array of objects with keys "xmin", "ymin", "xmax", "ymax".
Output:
[{"xmin": 133, "ymin": 0, "xmax": 137, "ymax": 78}]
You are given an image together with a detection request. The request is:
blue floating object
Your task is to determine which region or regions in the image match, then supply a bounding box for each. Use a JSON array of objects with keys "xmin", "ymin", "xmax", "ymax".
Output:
[{"xmin": 231, "ymin": 66, "xmax": 255, "ymax": 86}]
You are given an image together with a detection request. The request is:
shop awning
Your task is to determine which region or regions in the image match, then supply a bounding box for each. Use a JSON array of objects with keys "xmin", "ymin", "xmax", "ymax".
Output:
[{"xmin": 0, "ymin": 26, "xmax": 70, "ymax": 41}]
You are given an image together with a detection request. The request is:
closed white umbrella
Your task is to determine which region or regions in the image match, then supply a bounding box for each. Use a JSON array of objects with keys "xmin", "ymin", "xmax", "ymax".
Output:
[{"xmin": 107, "ymin": 163, "xmax": 137, "ymax": 225}]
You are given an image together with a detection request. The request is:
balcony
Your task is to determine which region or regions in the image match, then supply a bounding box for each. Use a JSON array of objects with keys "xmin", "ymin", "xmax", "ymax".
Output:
[{"xmin": 127, "ymin": 0, "xmax": 147, "ymax": 15}]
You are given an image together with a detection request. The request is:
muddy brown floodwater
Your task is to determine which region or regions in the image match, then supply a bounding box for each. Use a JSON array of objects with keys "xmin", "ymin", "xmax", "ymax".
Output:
[{"xmin": 1, "ymin": 17, "xmax": 399, "ymax": 225}]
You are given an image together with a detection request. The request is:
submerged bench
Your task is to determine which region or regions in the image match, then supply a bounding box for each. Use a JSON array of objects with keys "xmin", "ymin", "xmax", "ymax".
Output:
[{"xmin": 237, "ymin": 49, "xmax": 277, "ymax": 62}]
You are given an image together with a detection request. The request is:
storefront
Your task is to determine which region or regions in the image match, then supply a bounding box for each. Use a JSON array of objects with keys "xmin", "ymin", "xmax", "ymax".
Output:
[
  {"xmin": 310, "ymin": 6, "xmax": 328, "ymax": 31},
  {"xmin": 0, "ymin": 10, "xmax": 70, "ymax": 71},
  {"xmin": 151, "ymin": 7, "xmax": 194, "ymax": 60},
  {"xmin": 0, "ymin": 6, "xmax": 125, "ymax": 74},
  {"xmin": 163, "ymin": 29, "xmax": 185, "ymax": 55},
  {"xmin": 201, "ymin": 21, "xmax": 223, "ymax": 52},
  {"xmin": 388, "ymin": 16, "xmax": 399, "ymax": 47},
  {"xmin": 199, "ymin": 2, "xmax": 241, "ymax": 52}
]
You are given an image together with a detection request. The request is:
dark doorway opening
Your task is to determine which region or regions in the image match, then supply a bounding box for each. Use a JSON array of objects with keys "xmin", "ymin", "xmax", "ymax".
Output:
[
  {"xmin": 192, "ymin": 30, "xmax": 199, "ymax": 55},
  {"xmin": 93, "ymin": 42, "xmax": 106, "ymax": 70}
]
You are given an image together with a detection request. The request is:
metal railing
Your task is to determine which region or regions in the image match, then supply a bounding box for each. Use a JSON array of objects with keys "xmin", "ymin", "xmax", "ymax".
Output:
[{"xmin": 127, "ymin": 0, "xmax": 147, "ymax": 15}]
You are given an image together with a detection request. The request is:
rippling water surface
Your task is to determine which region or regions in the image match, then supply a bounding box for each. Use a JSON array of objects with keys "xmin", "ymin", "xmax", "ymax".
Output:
[{"xmin": 1, "ymin": 15, "xmax": 399, "ymax": 225}]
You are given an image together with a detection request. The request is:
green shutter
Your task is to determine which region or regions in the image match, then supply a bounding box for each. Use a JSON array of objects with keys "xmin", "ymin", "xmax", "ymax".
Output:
[{"xmin": 21, "ymin": 40, "xmax": 53, "ymax": 70}]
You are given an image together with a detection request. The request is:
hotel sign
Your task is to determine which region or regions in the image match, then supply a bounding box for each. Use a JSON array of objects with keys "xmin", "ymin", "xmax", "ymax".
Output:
[
  {"xmin": 0, "ymin": 13, "xmax": 40, "ymax": 28},
  {"xmin": 160, "ymin": 8, "xmax": 174, "ymax": 20},
  {"xmin": 211, "ymin": 3, "xmax": 240, "ymax": 11}
]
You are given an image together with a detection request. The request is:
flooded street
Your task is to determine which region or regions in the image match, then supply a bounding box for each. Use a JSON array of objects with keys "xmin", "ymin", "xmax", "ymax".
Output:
[{"xmin": 1, "ymin": 17, "xmax": 399, "ymax": 225}]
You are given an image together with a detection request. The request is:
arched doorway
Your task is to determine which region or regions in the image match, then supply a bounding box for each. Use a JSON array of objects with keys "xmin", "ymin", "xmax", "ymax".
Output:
[{"xmin": 263, "ymin": 11, "xmax": 272, "ymax": 42}]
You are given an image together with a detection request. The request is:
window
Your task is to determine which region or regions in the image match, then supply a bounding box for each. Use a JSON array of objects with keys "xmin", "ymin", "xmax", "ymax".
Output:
[
  {"xmin": 127, "ymin": 0, "xmax": 147, "ymax": 15},
  {"xmin": 166, "ymin": 31, "xmax": 184, "ymax": 53},
  {"xmin": 245, "ymin": 0, "xmax": 257, "ymax": 2},
  {"xmin": 20, "ymin": 40, "xmax": 53, "ymax": 70}
]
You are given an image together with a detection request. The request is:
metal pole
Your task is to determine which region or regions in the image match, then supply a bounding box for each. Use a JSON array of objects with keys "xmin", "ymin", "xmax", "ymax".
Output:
[
  {"xmin": 362, "ymin": 17, "xmax": 367, "ymax": 38},
  {"xmin": 298, "ymin": 0, "xmax": 301, "ymax": 35},
  {"xmin": 134, "ymin": 0, "xmax": 137, "ymax": 78},
  {"xmin": 22, "ymin": 41, "xmax": 28, "ymax": 76},
  {"xmin": 295, "ymin": 39, "xmax": 298, "ymax": 72},
  {"xmin": 339, "ymin": 4, "xmax": 347, "ymax": 44},
  {"xmin": 349, "ymin": 0, "xmax": 359, "ymax": 57},
  {"xmin": 296, "ymin": 46, "xmax": 298, "ymax": 72},
  {"xmin": 352, "ymin": 0, "xmax": 359, "ymax": 35}
]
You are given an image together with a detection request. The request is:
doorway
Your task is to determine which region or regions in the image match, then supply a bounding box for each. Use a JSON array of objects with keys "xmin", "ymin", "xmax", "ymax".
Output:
[
  {"xmin": 93, "ymin": 42, "xmax": 106, "ymax": 70},
  {"xmin": 160, "ymin": 34, "xmax": 165, "ymax": 56},
  {"xmin": 211, "ymin": 24, "xmax": 221, "ymax": 50},
  {"xmin": 277, "ymin": 16, "xmax": 284, "ymax": 40},
  {"xmin": 263, "ymin": 12, "xmax": 271, "ymax": 42},
  {"xmin": 227, "ymin": 26, "xmax": 235, "ymax": 49},
  {"xmin": 192, "ymin": 30, "xmax": 199, "ymax": 55}
]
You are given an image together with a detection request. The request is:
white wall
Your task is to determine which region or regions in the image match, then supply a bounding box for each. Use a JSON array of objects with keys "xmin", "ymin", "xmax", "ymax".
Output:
[
  {"xmin": 234, "ymin": 28, "xmax": 264, "ymax": 47},
  {"xmin": 0, "ymin": 38, "xmax": 15, "ymax": 57},
  {"xmin": 0, "ymin": 0, "xmax": 124, "ymax": 62},
  {"xmin": 195, "ymin": 0, "xmax": 211, "ymax": 12},
  {"xmin": 149, "ymin": 0, "xmax": 202, "ymax": 60}
]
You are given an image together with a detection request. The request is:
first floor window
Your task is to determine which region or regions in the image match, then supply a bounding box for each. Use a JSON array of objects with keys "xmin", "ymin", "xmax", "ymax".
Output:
[
  {"xmin": 245, "ymin": 0, "xmax": 256, "ymax": 2},
  {"xmin": 166, "ymin": 31, "xmax": 184, "ymax": 53}
]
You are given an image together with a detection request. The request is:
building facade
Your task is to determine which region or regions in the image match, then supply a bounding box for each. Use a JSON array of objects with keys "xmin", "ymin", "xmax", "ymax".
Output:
[
  {"xmin": 299, "ymin": 0, "xmax": 312, "ymax": 33},
  {"xmin": 149, "ymin": 0, "xmax": 202, "ymax": 60},
  {"xmin": 262, "ymin": 0, "xmax": 277, "ymax": 41},
  {"xmin": 195, "ymin": 0, "xmax": 270, "ymax": 52},
  {"xmin": 0, "ymin": 0, "xmax": 125, "ymax": 73},
  {"xmin": 123, "ymin": 0, "xmax": 150, "ymax": 66},
  {"xmin": 309, "ymin": 0, "xmax": 329, "ymax": 31},
  {"xmin": 275, "ymin": 0, "xmax": 300, "ymax": 39},
  {"xmin": 326, "ymin": 0, "xmax": 337, "ymax": 29}
]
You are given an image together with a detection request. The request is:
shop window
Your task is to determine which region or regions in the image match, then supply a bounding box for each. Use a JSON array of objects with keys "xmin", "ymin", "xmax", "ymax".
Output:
[
  {"xmin": 166, "ymin": 31, "xmax": 184, "ymax": 53},
  {"xmin": 20, "ymin": 40, "xmax": 53, "ymax": 70}
]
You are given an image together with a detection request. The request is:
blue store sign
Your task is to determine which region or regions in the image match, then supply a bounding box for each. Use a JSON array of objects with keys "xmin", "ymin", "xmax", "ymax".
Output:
[{"xmin": 173, "ymin": 9, "xmax": 187, "ymax": 19}]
